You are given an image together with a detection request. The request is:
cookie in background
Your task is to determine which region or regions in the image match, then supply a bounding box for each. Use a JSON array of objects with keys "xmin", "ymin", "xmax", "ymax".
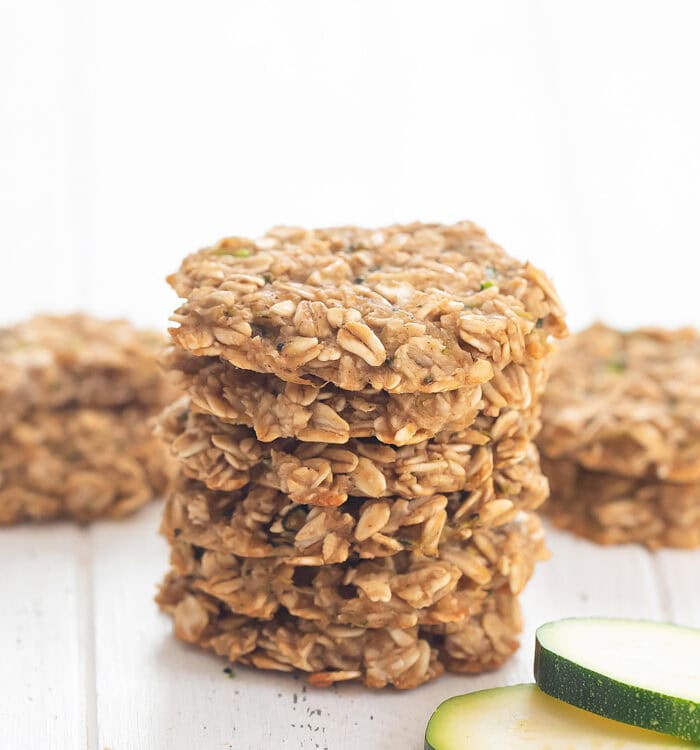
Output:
[
  {"xmin": 538, "ymin": 323, "xmax": 700, "ymax": 549},
  {"xmin": 0, "ymin": 314, "xmax": 178, "ymax": 524}
]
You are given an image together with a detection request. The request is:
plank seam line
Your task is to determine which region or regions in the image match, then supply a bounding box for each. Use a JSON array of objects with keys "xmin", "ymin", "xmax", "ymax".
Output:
[
  {"xmin": 79, "ymin": 527, "xmax": 98, "ymax": 750},
  {"xmin": 650, "ymin": 554, "xmax": 674, "ymax": 622}
]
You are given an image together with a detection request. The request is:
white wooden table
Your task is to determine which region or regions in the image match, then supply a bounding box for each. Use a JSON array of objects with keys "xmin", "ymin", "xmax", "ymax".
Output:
[{"xmin": 2, "ymin": 502, "xmax": 698, "ymax": 750}]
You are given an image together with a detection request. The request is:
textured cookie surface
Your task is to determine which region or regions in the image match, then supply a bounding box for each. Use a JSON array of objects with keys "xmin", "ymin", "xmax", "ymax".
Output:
[
  {"xmin": 159, "ymin": 398, "xmax": 541, "ymax": 505},
  {"xmin": 157, "ymin": 574, "xmax": 527, "ymax": 689},
  {"xmin": 540, "ymin": 323, "xmax": 700, "ymax": 482},
  {"xmin": 163, "ymin": 512, "xmax": 545, "ymax": 630},
  {"xmin": 161, "ymin": 465, "xmax": 548, "ymax": 564},
  {"xmin": 0, "ymin": 313, "xmax": 172, "ymax": 430},
  {"xmin": 543, "ymin": 457, "xmax": 700, "ymax": 550},
  {"xmin": 0, "ymin": 405, "xmax": 175, "ymax": 524},
  {"xmin": 164, "ymin": 347, "xmax": 547, "ymax": 446},
  {"xmin": 168, "ymin": 222, "xmax": 567, "ymax": 393}
]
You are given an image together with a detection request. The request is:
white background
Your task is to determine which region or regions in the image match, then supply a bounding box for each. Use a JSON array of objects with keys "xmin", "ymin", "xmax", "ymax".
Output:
[
  {"xmin": 2, "ymin": 0, "xmax": 700, "ymax": 332},
  {"xmin": 2, "ymin": 2, "xmax": 700, "ymax": 749}
]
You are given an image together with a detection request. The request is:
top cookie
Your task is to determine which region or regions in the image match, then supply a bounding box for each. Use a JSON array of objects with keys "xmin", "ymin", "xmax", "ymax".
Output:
[
  {"xmin": 539, "ymin": 323, "xmax": 700, "ymax": 482},
  {"xmin": 0, "ymin": 314, "xmax": 173, "ymax": 427},
  {"xmin": 168, "ymin": 222, "xmax": 567, "ymax": 393}
]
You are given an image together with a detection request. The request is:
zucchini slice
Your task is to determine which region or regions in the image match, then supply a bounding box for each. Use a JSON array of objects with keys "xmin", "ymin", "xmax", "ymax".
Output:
[
  {"xmin": 424, "ymin": 684, "xmax": 690, "ymax": 749},
  {"xmin": 535, "ymin": 618, "xmax": 700, "ymax": 743}
]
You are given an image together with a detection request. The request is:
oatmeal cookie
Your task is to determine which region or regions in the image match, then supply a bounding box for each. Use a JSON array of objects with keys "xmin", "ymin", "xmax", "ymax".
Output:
[
  {"xmin": 167, "ymin": 222, "xmax": 566, "ymax": 393},
  {"xmin": 0, "ymin": 406, "xmax": 174, "ymax": 524},
  {"xmin": 157, "ymin": 575, "xmax": 523, "ymax": 689},
  {"xmin": 160, "ymin": 452, "xmax": 548, "ymax": 564},
  {"xmin": 164, "ymin": 346, "xmax": 548, "ymax": 445},
  {"xmin": 0, "ymin": 314, "xmax": 174, "ymax": 431},
  {"xmin": 540, "ymin": 323, "xmax": 700, "ymax": 482},
  {"xmin": 162, "ymin": 512, "xmax": 545, "ymax": 629},
  {"xmin": 543, "ymin": 457, "xmax": 700, "ymax": 550},
  {"xmin": 158, "ymin": 398, "xmax": 541, "ymax": 504}
]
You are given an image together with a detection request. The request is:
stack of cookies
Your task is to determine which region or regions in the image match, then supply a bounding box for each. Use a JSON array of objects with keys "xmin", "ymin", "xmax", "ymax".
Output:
[
  {"xmin": 539, "ymin": 323, "xmax": 700, "ymax": 550},
  {"xmin": 0, "ymin": 314, "xmax": 176, "ymax": 524},
  {"xmin": 156, "ymin": 222, "xmax": 567, "ymax": 688}
]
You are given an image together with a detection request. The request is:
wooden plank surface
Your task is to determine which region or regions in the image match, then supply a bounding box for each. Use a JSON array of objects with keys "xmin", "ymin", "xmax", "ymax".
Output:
[
  {"xmin": 2, "ymin": 506, "xmax": 697, "ymax": 749},
  {"xmin": 655, "ymin": 550, "xmax": 700, "ymax": 627},
  {"xmin": 0, "ymin": 524, "xmax": 93, "ymax": 750}
]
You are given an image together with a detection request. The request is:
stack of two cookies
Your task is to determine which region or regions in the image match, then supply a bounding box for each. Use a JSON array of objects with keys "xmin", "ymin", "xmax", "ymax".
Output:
[
  {"xmin": 539, "ymin": 324, "xmax": 700, "ymax": 550},
  {"xmin": 0, "ymin": 314, "xmax": 174, "ymax": 524},
  {"xmin": 156, "ymin": 222, "xmax": 567, "ymax": 688}
]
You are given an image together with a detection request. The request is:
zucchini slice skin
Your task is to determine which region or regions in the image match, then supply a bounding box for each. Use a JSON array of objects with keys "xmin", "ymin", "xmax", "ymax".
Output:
[
  {"xmin": 424, "ymin": 683, "xmax": 690, "ymax": 749},
  {"xmin": 535, "ymin": 618, "xmax": 700, "ymax": 743}
]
